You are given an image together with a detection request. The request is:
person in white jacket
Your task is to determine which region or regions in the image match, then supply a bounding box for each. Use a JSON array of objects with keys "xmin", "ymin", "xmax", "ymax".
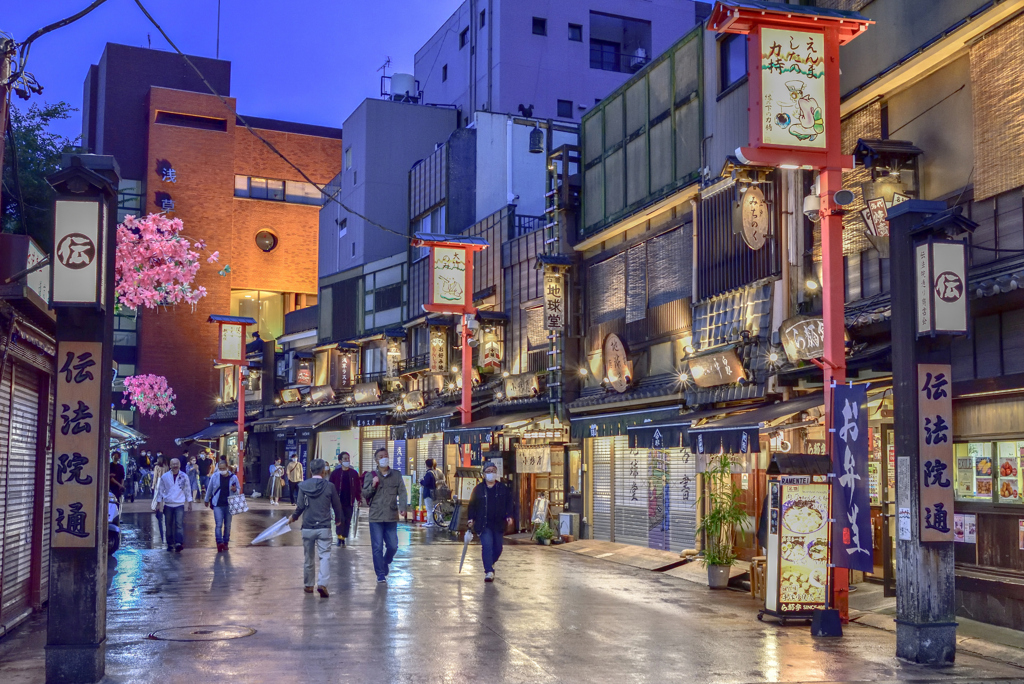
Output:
[{"xmin": 155, "ymin": 458, "xmax": 193, "ymax": 552}]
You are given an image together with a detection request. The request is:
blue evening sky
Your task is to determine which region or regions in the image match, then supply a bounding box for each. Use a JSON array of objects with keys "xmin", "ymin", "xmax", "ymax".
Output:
[{"xmin": 5, "ymin": 0, "xmax": 463, "ymax": 140}]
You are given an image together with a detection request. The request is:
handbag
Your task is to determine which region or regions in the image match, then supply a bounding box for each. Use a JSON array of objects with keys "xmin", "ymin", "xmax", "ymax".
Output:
[{"xmin": 228, "ymin": 493, "xmax": 249, "ymax": 515}]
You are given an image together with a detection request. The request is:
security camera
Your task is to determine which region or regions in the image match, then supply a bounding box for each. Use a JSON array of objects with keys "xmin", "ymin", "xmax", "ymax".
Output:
[{"xmin": 803, "ymin": 194, "xmax": 821, "ymax": 223}]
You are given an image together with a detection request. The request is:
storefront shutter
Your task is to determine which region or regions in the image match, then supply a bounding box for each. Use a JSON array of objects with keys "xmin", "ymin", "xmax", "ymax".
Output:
[
  {"xmin": 2, "ymin": 364, "xmax": 40, "ymax": 623},
  {"xmin": 359, "ymin": 426, "xmax": 388, "ymax": 473},
  {"xmin": 614, "ymin": 440, "xmax": 652, "ymax": 548},
  {"xmin": 591, "ymin": 437, "xmax": 613, "ymax": 541},
  {"xmin": 667, "ymin": 448, "xmax": 698, "ymax": 552},
  {"xmin": 415, "ymin": 435, "xmax": 443, "ymax": 482}
]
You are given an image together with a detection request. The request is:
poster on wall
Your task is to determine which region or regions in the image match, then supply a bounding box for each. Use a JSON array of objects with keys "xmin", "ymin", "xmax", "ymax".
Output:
[
  {"xmin": 965, "ymin": 514, "xmax": 977, "ymax": 544},
  {"xmin": 759, "ymin": 28, "xmax": 826, "ymax": 150},
  {"xmin": 953, "ymin": 513, "xmax": 965, "ymax": 543}
]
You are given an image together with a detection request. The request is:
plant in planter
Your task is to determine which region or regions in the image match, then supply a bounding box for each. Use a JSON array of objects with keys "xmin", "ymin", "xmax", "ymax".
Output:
[
  {"xmin": 534, "ymin": 522, "xmax": 555, "ymax": 545},
  {"xmin": 697, "ymin": 453, "xmax": 749, "ymax": 589}
]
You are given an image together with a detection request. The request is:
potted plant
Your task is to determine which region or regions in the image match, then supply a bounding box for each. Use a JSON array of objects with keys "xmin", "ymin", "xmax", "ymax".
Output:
[
  {"xmin": 534, "ymin": 522, "xmax": 555, "ymax": 545},
  {"xmin": 697, "ymin": 453, "xmax": 748, "ymax": 589}
]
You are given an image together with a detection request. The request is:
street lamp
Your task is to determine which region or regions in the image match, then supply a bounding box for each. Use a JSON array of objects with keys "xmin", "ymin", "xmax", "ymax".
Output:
[{"xmin": 208, "ymin": 314, "xmax": 256, "ymax": 487}]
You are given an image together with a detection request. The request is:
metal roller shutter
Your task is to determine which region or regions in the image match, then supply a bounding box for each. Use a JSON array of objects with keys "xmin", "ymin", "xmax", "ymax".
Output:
[
  {"xmin": 591, "ymin": 437, "xmax": 614, "ymax": 541},
  {"xmin": 614, "ymin": 441, "xmax": 651, "ymax": 548},
  {"xmin": 667, "ymin": 448, "xmax": 698, "ymax": 552},
  {"xmin": 2, "ymin": 364, "xmax": 40, "ymax": 623},
  {"xmin": 0, "ymin": 364, "xmax": 10, "ymax": 610},
  {"xmin": 39, "ymin": 380, "xmax": 54, "ymax": 600},
  {"xmin": 415, "ymin": 435, "xmax": 442, "ymax": 482}
]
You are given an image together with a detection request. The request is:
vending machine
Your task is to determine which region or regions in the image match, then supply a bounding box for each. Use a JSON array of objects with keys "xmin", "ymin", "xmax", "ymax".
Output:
[{"xmin": 760, "ymin": 453, "xmax": 832, "ymax": 625}]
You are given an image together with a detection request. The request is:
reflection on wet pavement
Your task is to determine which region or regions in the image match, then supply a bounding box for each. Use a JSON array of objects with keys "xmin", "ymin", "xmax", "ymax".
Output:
[{"xmin": 0, "ymin": 505, "xmax": 1021, "ymax": 683}]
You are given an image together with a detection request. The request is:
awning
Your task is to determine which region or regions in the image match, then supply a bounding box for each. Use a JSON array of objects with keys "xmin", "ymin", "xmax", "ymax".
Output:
[
  {"xmin": 251, "ymin": 416, "xmax": 286, "ymax": 433},
  {"xmin": 110, "ymin": 419, "xmax": 146, "ymax": 445},
  {"xmin": 405, "ymin": 405, "xmax": 460, "ymax": 439},
  {"xmin": 626, "ymin": 406, "xmax": 727, "ymax": 449},
  {"xmin": 272, "ymin": 409, "xmax": 348, "ymax": 437},
  {"xmin": 689, "ymin": 392, "xmax": 824, "ymax": 455},
  {"xmin": 176, "ymin": 421, "xmax": 240, "ymax": 445},
  {"xmin": 767, "ymin": 452, "xmax": 831, "ymax": 476},
  {"xmin": 570, "ymin": 406, "xmax": 683, "ymax": 440},
  {"xmin": 444, "ymin": 411, "xmax": 547, "ymax": 445},
  {"xmin": 347, "ymin": 403, "xmax": 394, "ymax": 427}
]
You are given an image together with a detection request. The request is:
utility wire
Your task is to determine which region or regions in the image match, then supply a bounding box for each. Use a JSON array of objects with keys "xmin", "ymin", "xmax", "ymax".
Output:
[
  {"xmin": 5, "ymin": 0, "xmax": 110, "ymax": 91},
  {"xmin": 132, "ymin": 0, "xmax": 413, "ymax": 242}
]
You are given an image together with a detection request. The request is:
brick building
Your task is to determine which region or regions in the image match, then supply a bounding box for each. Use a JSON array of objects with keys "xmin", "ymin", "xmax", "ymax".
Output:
[{"xmin": 81, "ymin": 44, "xmax": 341, "ymax": 457}]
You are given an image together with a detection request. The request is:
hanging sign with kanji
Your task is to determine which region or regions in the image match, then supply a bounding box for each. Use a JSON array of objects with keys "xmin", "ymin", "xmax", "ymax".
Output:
[
  {"xmin": 831, "ymin": 383, "xmax": 873, "ymax": 571},
  {"xmin": 517, "ymin": 445, "xmax": 551, "ymax": 474},
  {"xmin": 760, "ymin": 28, "xmax": 826, "ymax": 150},
  {"xmin": 52, "ymin": 342, "xmax": 103, "ymax": 548},
  {"xmin": 432, "ymin": 247, "xmax": 468, "ymax": 309},
  {"xmin": 543, "ymin": 272, "xmax": 565, "ymax": 330},
  {"xmin": 918, "ymin": 363, "xmax": 954, "ymax": 542}
]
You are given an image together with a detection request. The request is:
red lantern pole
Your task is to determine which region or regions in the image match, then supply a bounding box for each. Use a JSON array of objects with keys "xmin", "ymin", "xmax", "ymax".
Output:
[{"xmin": 237, "ymin": 363, "xmax": 246, "ymax": 488}]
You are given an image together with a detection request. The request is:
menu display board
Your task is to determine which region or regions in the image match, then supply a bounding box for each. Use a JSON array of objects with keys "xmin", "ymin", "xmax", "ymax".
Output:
[
  {"xmin": 868, "ymin": 463, "xmax": 881, "ymax": 506},
  {"xmin": 778, "ymin": 483, "xmax": 829, "ymax": 613},
  {"xmin": 996, "ymin": 442, "xmax": 1022, "ymax": 503}
]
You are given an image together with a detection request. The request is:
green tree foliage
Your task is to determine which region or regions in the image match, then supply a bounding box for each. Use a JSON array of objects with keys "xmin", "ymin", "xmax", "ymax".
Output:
[{"xmin": 2, "ymin": 102, "xmax": 81, "ymax": 251}]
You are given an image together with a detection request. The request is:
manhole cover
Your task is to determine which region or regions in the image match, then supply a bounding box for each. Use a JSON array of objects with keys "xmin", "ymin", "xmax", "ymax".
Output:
[{"xmin": 148, "ymin": 625, "xmax": 256, "ymax": 641}]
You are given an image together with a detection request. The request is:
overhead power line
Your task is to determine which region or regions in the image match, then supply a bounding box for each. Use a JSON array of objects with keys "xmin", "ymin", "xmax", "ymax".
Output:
[{"xmin": 132, "ymin": 0, "xmax": 412, "ymax": 242}]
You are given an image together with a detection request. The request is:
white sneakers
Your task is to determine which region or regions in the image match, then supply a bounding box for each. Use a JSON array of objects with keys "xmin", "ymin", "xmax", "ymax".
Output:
[
  {"xmin": 423, "ymin": 521, "xmax": 435, "ymax": 527},
  {"xmin": 484, "ymin": 571, "xmax": 494, "ymax": 583}
]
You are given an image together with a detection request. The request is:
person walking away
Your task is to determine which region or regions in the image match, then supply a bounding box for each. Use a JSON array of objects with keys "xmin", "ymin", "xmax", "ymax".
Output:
[
  {"xmin": 154, "ymin": 457, "xmax": 193, "ymax": 552},
  {"xmin": 468, "ymin": 461, "xmax": 514, "ymax": 582},
  {"xmin": 288, "ymin": 458, "xmax": 344, "ymax": 597},
  {"xmin": 150, "ymin": 456, "xmax": 168, "ymax": 539},
  {"xmin": 198, "ymin": 450, "xmax": 213, "ymax": 496},
  {"xmin": 267, "ymin": 457, "xmax": 285, "ymax": 505},
  {"xmin": 110, "ymin": 453, "xmax": 126, "ymax": 500},
  {"xmin": 328, "ymin": 452, "xmax": 360, "ymax": 546},
  {"xmin": 125, "ymin": 454, "xmax": 139, "ymax": 503},
  {"xmin": 419, "ymin": 459, "xmax": 446, "ymax": 527},
  {"xmin": 362, "ymin": 448, "xmax": 408, "ymax": 583},
  {"xmin": 286, "ymin": 454, "xmax": 303, "ymax": 505},
  {"xmin": 205, "ymin": 459, "xmax": 240, "ymax": 551}
]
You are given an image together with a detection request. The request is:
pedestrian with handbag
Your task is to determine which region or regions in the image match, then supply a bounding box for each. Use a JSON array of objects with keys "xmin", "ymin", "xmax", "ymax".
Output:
[
  {"xmin": 362, "ymin": 448, "xmax": 408, "ymax": 584},
  {"xmin": 205, "ymin": 459, "xmax": 240, "ymax": 552},
  {"xmin": 288, "ymin": 458, "xmax": 344, "ymax": 597},
  {"xmin": 150, "ymin": 455, "xmax": 167, "ymax": 542},
  {"xmin": 467, "ymin": 461, "xmax": 515, "ymax": 582},
  {"xmin": 154, "ymin": 458, "xmax": 194, "ymax": 552}
]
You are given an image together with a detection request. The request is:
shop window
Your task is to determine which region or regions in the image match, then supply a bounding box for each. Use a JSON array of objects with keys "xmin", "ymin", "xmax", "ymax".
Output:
[
  {"xmin": 995, "ymin": 441, "xmax": 1024, "ymax": 504},
  {"xmin": 230, "ymin": 290, "xmax": 284, "ymax": 341},
  {"xmin": 954, "ymin": 443, "xmax": 994, "ymax": 502},
  {"xmin": 719, "ymin": 33, "xmax": 747, "ymax": 92}
]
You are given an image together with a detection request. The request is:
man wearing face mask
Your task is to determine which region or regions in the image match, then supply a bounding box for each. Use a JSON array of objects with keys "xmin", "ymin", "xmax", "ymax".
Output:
[
  {"xmin": 362, "ymin": 448, "xmax": 408, "ymax": 583},
  {"xmin": 328, "ymin": 451, "xmax": 361, "ymax": 546},
  {"xmin": 289, "ymin": 458, "xmax": 345, "ymax": 597},
  {"xmin": 204, "ymin": 458, "xmax": 240, "ymax": 551},
  {"xmin": 468, "ymin": 461, "xmax": 515, "ymax": 582},
  {"xmin": 154, "ymin": 457, "xmax": 194, "ymax": 552}
]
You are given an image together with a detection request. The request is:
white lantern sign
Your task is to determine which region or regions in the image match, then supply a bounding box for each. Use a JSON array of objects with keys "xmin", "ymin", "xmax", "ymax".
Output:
[{"xmin": 916, "ymin": 239, "xmax": 968, "ymax": 337}]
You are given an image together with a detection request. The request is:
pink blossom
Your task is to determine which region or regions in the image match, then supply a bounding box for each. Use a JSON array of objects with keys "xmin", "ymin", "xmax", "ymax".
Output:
[
  {"xmin": 121, "ymin": 374, "xmax": 177, "ymax": 418},
  {"xmin": 115, "ymin": 213, "xmax": 217, "ymax": 310}
]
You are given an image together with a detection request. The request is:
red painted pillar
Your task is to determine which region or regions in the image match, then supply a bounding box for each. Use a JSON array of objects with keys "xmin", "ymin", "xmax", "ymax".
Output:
[
  {"xmin": 236, "ymin": 365, "xmax": 246, "ymax": 488},
  {"xmin": 820, "ymin": 166, "xmax": 848, "ymax": 620}
]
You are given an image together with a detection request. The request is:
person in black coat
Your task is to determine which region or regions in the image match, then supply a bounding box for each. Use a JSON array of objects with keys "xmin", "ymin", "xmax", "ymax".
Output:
[{"xmin": 467, "ymin": 461, "xmax": 514, "ymax": 582}]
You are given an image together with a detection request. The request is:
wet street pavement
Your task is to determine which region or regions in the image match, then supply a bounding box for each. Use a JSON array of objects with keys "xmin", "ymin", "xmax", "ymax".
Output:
[{"xmin": 1, "ymin": 505, "xmax": 1023, "ymax": 683}]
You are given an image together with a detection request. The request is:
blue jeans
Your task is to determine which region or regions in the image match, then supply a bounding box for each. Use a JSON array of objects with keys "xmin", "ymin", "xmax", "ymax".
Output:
[
  {"xmin": 213, "ymin": 505, "xmax": 232, "ymax": 544},
  {"xmin": 369, "ymin": 522, "xmax": 399, "ymax": 580},
  {"xmin": 480, "ymin": 527, "xmax": 504, "ymax": 574},
  {"xmin": 165, "ymin": 505, "xmax": 185, "ymax": 547}
]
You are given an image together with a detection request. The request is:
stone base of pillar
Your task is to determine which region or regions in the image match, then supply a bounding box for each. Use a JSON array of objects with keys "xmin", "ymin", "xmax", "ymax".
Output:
[
  {"xmin": 45, "ymin": 641, "xmax": 106, "ymax": 684},
  {"xmin": 895, "ymin": 621, "xmax": 956, "ymax": 666}
]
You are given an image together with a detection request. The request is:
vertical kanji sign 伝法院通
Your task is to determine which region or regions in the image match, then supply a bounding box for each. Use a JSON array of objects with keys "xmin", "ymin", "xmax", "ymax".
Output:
[
  {"xmin": 918, "ymin": 363, "xmax": 954, "ymax": 542},
  {"xmin": 53, "ymin": 341, "xmax": 103, "ymax": 548}
]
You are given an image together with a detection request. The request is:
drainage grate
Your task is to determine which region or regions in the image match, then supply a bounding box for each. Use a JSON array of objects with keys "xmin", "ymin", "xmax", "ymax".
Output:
[{"xmin": 148, "ymin": 625, "xmax": 256, "ymax": 642}]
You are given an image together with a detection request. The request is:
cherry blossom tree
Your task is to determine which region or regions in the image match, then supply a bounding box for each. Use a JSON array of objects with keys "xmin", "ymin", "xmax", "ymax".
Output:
[
  {"xmin": 115, "ymin": 213, "xmax": 219, "ymax": 311},
  {"xmin": 121, "ymin": 374, "xmax": 177, "ymax": 418},
  {"xmin": 115, "ymin": 213, "xmax": 219, "ymax": 417}
]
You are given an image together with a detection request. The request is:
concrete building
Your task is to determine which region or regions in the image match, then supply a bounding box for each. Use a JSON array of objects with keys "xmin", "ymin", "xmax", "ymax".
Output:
[
  {"xmin": 80, "ymin": 44, "xmax": 342, "ymax": 461},
  {"xmin": 415, "ymin": 0, "xmax": 700, "ymax": 123}
]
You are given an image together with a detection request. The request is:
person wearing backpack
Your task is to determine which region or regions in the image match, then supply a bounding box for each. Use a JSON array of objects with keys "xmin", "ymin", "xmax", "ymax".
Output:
[
  {"xmin": 467, "ymin": 461, "xmax": 515, "ymax": 582},
  {"xmin": 362, "ymin": 448, "xmax": 408, "ymax": 583},
  {"xmin": 418, "ymin": 458, "xmax": 444, "ymax": 527}
]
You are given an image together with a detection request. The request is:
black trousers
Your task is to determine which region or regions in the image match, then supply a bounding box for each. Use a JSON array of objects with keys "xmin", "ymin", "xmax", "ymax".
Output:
[
  {"xmin": 289, "ymin": 481, "xmax": 300, "ymax": 505},
  {"xmin": 336, "ymin": 501, "xmax": 354, "ymax": 539}
]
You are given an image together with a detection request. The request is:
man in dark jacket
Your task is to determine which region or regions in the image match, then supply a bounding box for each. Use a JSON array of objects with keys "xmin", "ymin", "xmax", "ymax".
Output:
[
  {"xmin": 328, "ymin": 451, "xmax": 361, "ymax": 547},
  {"xmin": 467, "ymin": 460, "xmax": 514, "ymax": 582},
  {"xmin": 288, "ymin": 458, "xmax": 344, "ymax": 597}
]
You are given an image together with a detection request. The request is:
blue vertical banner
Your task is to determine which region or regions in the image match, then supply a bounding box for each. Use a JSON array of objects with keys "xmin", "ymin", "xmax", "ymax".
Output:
[
  {"xmin": 832, "ymin": 384, "xmax": 874, "ymax": 572},
  {"xmin": 393, "ymin": 440, "xmax": 407, "ymax": 475}
]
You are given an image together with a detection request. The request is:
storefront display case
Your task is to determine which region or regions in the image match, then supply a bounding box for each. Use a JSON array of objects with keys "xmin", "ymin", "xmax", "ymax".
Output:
[{"xmin": 760, "ymin": 453, "xmax": 831, "ymax": 625}]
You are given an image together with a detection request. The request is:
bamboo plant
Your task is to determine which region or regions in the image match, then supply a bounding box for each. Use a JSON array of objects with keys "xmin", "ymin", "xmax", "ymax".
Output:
[{"xmin": 697, "ymin": 453, "xmax": 749, "ymax": 567}]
